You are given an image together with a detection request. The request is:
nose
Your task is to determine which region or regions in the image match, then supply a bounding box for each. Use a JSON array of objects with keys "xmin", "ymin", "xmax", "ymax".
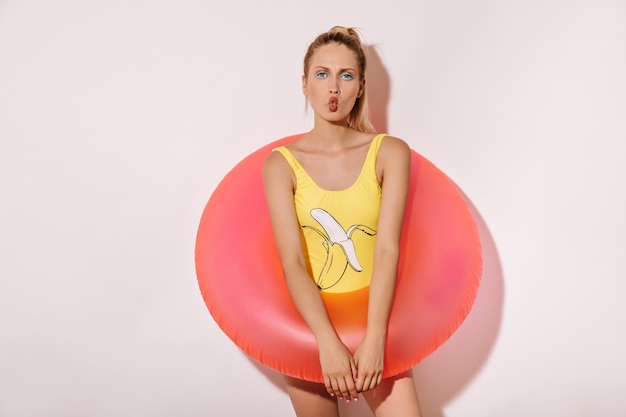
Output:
[{"xmin": 329, "ymin": 79, "xmax": 340, "ymax": 95}]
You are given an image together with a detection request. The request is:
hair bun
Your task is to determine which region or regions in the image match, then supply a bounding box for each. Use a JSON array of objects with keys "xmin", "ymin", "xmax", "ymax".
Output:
[{"xmin": 328, "ymin": 26, "xmax": 363, "ymax": 44}]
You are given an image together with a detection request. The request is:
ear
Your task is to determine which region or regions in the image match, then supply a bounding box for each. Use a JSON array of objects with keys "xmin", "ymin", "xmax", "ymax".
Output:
[
  {"xmin": 302, "ymin": 74, "xmax": 308, "ymax": 96},
  {"xmin": 358, "ymin": 78, "xmax": 366, "ymax": 98}
]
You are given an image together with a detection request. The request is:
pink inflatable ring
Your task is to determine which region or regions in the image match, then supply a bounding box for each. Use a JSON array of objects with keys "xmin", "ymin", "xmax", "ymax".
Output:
[{"xmin": 196, "ymin": 134, "xmax": 482, "ymax": 382}]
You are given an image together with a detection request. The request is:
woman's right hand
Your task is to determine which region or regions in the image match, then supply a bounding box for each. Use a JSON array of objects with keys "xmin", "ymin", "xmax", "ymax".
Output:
[{"xmin": 318, "ymin": 339, "xmax": 359, "ymax": 402}]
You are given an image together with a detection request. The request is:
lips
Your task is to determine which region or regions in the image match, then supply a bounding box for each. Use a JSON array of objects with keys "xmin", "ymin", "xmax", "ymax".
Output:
[{"xmin": 329, "ymin": 97, "xmax": 338, "ymax": 112}]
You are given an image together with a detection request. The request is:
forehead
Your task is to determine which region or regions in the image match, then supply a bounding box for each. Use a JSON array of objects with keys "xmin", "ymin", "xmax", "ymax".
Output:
[{"xmin": 309, "ymin": 42, "xmax": 359, "ymax": 69}]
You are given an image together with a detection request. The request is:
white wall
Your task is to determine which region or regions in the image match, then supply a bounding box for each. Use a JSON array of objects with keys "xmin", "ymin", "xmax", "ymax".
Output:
[{"xmin": 1, "ymin": 1, "xmax": 624, "ymax": 416}]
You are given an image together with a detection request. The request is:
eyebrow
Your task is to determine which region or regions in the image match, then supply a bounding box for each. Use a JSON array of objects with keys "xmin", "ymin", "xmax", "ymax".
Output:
[{"xmin": 312, "ymin": 65, "xmax": 357, "ymax": 72}]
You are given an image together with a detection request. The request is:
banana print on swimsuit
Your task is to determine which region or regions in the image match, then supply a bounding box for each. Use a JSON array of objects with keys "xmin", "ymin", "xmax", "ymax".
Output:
[{"xmin": 303, "ymin": 208, "xmax": 377, "ymax": 290}]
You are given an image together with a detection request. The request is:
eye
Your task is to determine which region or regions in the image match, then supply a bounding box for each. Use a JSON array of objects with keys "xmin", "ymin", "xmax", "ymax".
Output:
[
  {"xmin": 340, "ymin": 72, "xmax": 355, "ymax": 81},
  {"xmin": 315, "ymin": 70, "xmax": 328, "ymax": 79}
]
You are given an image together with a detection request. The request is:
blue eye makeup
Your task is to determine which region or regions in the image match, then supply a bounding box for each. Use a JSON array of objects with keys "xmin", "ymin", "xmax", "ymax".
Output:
[{"xmin": 313, "ymin": 70, "xmax": 356, "ymax": 80}]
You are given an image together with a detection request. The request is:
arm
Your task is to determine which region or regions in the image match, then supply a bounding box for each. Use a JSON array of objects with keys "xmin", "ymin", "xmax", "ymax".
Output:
[
  {"xmin": 262, "ymin": 151, "xmax": 359, "ymax": 401},
  {"xmin": 354, "ymin": 136, "xmax": 411, "ymax": 392}
]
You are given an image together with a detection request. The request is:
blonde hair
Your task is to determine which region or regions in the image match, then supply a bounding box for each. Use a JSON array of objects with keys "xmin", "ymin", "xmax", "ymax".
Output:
[{"xmin": 303, "ymin": 26, "xmax": 376, "ymax": 134}]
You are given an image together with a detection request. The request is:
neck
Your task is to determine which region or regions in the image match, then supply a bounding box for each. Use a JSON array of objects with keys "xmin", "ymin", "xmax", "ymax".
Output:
[{"xmin": 309, "ymin": 118, "xmax": 354, "ymax": 146}]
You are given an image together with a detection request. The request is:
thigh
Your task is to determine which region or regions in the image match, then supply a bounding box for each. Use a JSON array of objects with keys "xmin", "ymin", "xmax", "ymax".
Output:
[
  {"xmin": 283, "ymin": 375, "xmax": 340, "ymax": 417},
  {"xmin": 361, "ymin": 370, "xmax": 422, "ymax": 417}
]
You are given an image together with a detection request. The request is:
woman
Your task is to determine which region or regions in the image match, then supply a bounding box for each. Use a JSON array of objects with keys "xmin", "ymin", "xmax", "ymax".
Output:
[{"xmin": 263, "ymin": 26, "xmax": 423, "ymax": 417}]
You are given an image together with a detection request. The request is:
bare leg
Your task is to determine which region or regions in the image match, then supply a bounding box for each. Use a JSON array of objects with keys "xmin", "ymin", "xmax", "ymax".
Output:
[
  {"xmin": 283, "ymin": 375, "xmax": 340, "ymax": 417},
  {"xmin": 361, "ymin": 370, "xmax": 422, "ymax": 417}
]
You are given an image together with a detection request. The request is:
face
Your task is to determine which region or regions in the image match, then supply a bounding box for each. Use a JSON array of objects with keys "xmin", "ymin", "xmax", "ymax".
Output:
[{"xmin": 302, "ymin": 42, "xmax": 365, "ymax": 123}]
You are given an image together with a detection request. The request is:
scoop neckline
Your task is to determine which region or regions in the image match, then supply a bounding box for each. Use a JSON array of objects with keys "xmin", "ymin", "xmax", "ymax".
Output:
[{"xmin": 283, "ymin": 134, "xmax": 384, "ymax": 193}]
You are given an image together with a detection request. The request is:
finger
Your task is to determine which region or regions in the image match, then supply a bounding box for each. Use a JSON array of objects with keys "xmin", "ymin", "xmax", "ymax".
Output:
[
  {"xmin": 324, "ymin": 376, "xmax": 333, "ymax": 396},
  {"xmin": 344, "ymin": 375, "xmax": 359, "ymax": 402},
  {"xmin": 337, "ymin": 377, "xmax": 352, "ymax": 402},
  {"xmin": 354, "ymin": 375, "xmax": 363, "ymax": 392},
  {"xmin": 330, "ymin": 378, "xmax": 342, "ymax": 399},
  {"xmin": 350, "ymin": 359, "xmax": 361, "ymax": 392},
  {"xmin": 358, "ymin": 374, "xmax": 372, "ymax": 392},
  {"xmin": 354, "ymin": 365, "xmax": 365, "ymax": 392},
  {"xmin": 346, "ymin": 359, "xmax": 359, "ymax": 401},
  {"xmin": 368, "ymin": 373, "xmax": 382, "ymax": 391}
]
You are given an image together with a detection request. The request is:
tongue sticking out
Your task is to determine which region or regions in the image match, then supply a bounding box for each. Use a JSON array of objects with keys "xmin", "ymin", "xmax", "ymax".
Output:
[{"xmin": 329, "ymin": 97, "xmax": 338, "ymax": 112}]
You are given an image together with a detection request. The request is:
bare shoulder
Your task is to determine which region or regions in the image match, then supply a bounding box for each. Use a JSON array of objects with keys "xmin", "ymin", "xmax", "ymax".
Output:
[
  {"xmin": 263, "ymin": 148, "xmax": 289, "ymax": 174},
  {"xmin": 263, "ymin": 149, "xmax": 295, "ymax": 188},
  {"xmin": 379, "ymin": 135, "xmax": 411, "ymax": 161}
]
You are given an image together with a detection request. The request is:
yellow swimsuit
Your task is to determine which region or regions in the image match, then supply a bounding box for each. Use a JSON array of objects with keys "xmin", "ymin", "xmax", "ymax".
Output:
[{"xmin": 273, "ymin": 134, "xmax": 385, "ymax": 294}]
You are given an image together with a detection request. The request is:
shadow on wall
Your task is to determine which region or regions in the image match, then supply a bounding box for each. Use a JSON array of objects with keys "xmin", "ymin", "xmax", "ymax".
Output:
[
  {"xmin": 365, "ymin": 44, "xmax": 391, "ymax": 134},
  {"xmin": 248, "ymin": 44, "xmax": 505, "ymax": 417},
  {"xmin": 412, "ymin": 201, "xmax": 504, "ymax": 417}
]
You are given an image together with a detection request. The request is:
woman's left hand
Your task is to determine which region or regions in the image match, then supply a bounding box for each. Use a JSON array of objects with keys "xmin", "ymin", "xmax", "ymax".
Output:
[{"xmin": 353, "ymin": 333, "xmax": 385, "ymax": 392}]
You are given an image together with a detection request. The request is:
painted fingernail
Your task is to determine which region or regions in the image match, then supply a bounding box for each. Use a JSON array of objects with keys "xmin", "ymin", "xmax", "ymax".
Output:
[
  {"xmin": 346, "ymin": 399, "xmax": 350, "ymax": 403},
  {"xmin": 330, "ymin": 393, "xmax": 335, "ymax": 397},
  {"xmin": 354, "ymin": 397, "xmax": 359, "ymax": 402}
]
